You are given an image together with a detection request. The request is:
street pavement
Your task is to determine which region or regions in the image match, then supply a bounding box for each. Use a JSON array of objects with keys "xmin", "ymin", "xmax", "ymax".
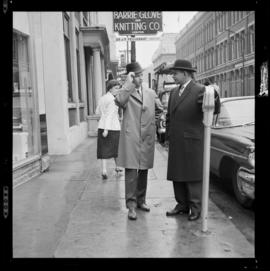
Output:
[{"xmin": 13, "ymin": 137, "xmax": 254, "ymax": 258}]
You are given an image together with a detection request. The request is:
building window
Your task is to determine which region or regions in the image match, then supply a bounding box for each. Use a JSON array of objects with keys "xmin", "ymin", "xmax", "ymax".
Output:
[
  {"xmin": 224, "ymin": 41, "xmax": 227, "ymax": 62},
  {"xmin": 241, "ymin": 33, "xmax": 245, "ymax": 57},
  {"xmin": 250, "ymin": 25, "xmax": 255, "ymax": 53},
  {"xmin": 13, "ymin": 32, "xmax": 38, "ymax": 163},
  {"xmin": 211, "ymin": 48, "xmax": 214, "ymax": 68},
  {"xmin": 220, "ymin": 13, "xmax": 223, "ymax": 32},
  {"xmin": 75, "ymin": 12, "xmax": 80, "ymax": 23},
  {"xmin": 234, "ymin": 37, "xmax": 237, "ymax": 59},
  {"xmin": 76, "ymin": 30, "xmax": 82, "ymax": 102},
  {"xmin": 83, "ymin": 12, "xmax": 89, "ymax": 26},
  {"xmin": 215, "ymin": 47, "xmax": 218, "ymax": 66},
  {"xmin": 228, "ymin": 38, "xmax": 232, "ymax": 61},
  {"xmin": 235, "ymin": 12, "xmax": 239, "ymax": 22},
  {"xmin": 220, "ymin": 44, "xmax": 223, "ymax": 64},
  {"xmin": 232, "ymin": 12, "xmax": 235, "ymax": 25},
  {"xmin": 227, "ymin": 12, "xmax": 232, "ymax": 27},
  {"xmin": 63, "ymin": 13, "xmax": 73, "ymax": 102}
]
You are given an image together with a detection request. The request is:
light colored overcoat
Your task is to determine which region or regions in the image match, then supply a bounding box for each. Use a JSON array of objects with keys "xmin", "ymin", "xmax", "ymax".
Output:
[{"xmin": 115, "ymin": 81, "xmax": 156, "ymax": 169}]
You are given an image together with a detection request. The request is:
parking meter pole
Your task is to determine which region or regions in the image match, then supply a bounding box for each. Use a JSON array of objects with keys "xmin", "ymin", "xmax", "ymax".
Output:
[
  {"xmin": 201, "ymin": 86, "xmax": 215, "ymax": 233},
  {"xmin": 202, "ymin": 125, "xmax": 211, "ymax": 232}
]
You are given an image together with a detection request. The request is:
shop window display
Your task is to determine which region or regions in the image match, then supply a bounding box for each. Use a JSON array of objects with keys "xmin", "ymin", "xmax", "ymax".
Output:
[{"xmin": 13, "ymin": 32, "xmax": 37, "ymax": 163}]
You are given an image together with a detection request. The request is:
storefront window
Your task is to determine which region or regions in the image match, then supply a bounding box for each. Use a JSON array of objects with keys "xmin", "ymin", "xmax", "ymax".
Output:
[{"xmin": 13, "ymin": 32, "xmax": 37, "ymax": 164}]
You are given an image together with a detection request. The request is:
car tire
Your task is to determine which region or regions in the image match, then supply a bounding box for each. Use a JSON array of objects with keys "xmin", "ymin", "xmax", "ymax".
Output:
[{"xmin": 232, "ymin": 163, "xmax": 253, "ymax": 208}]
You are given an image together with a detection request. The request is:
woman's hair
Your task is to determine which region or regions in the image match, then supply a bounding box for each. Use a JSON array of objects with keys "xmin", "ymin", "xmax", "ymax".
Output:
[
  {"xmin": 108, "ymin": 73, "xmax": 114, "ymax": 81},
  {"xmin": 204, "ymin": 78, "xmax": 212, "ymax": 86},
  {"xmin": 106, "ymin": 79, "xmax": 120, "ymax": 92}
]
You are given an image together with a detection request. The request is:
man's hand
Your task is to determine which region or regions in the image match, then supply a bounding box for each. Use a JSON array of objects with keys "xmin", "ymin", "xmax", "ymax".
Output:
[
  {"xmin": 126, "ymin": 72, "xmax": 135, "ymax": 85},
  {"xmin": 102, "ymin": 130, "xmax": 108, "ymax": 137}
]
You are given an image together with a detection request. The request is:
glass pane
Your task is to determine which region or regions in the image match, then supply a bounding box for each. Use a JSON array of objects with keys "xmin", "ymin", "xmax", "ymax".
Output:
[
  {"xmin": 40, "ymin": 114, "xmax": 48, "ymax": 154},
  {"xmin": 13, "ymin": 33, "xmax": 37, "ymax": 163},
  {"xmin": 63, "ymin": 14, "xmax": 69, "ymax": 37},
  {"xmin": 64, "ymin": 36, "xmax": 73, "ymax": 101},
  {"xmin": 217, "ymin": 98, "xmax": 254, "ymax": 127}
]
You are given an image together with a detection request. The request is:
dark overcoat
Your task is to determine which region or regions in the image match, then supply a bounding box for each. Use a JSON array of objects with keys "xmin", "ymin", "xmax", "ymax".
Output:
[
  {"xmin": 115, "ymin": 81, "xmax": 157, "ymax": 169},
  {"xmin": 166, "ymin": 80, "xmax": 220, "ymax": 182}
]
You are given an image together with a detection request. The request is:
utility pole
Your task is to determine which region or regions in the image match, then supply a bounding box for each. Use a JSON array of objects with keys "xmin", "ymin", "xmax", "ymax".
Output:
[
  {"xmin": 126, "ymin": 36, "xmax": 129, "ymax": 64},
  {"xmin": 131, "ymin": 34, "xmax": 136, "ymax": 62}
]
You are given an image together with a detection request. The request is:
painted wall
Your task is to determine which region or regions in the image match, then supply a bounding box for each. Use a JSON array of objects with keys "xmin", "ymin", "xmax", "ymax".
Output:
[
  {"xmin": 13, "ymin": 12, "xmax": 30, "ymax": 35},
  {"xmin": 98, "ymin": 12, "xmax": 118, "ymax": 63},
  {"xmin": 14, "ymin": 12, "xmax": 90, "ymax": 155}
]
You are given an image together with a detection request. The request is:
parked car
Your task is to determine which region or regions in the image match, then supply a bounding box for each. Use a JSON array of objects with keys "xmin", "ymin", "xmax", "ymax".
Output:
[
  {"xmin": 210, "ymin": 96, "xmax": 255, "ymax": 208},
  {"xmin": 156, "ymin": 82, "xmax": 177, "ymax": 144}
]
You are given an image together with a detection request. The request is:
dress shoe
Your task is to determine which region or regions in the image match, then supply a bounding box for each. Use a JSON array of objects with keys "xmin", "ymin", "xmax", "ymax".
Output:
[
  {"xmin": 115, "ymin": 168, "xmax": 123, "ymax": 173},
  {"xmin": 102, "ymin": 173, "xmax": 108, "ymax": 180},
  {"xmin": 128, "ymin": 208, "xmax": 137, "ymax": 220},
  {"xmin": 137, "ymin": 203, "xmax": 150, "ymax": 212},
  {"xmin": 166, "ymin": 206, "xmax": 189, "ymax": 216},
  {"xmin": 188, "ymin": 212, "xmax": 200, "ymax": 221}
]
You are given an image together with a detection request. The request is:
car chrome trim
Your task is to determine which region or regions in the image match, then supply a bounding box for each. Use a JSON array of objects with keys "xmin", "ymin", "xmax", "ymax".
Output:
[
  {"xmin": 210, "ymin": 146, "xmax": 247, "ymax": 160},
  {"xmin": 237, "ymin": 167, "xmax": 255, "ymax": 200}
]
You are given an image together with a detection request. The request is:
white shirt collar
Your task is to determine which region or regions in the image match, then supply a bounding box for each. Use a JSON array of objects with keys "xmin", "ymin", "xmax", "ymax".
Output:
[{"xmin": 181, "ymin": 79, "xmax": 192, "ymax": 89}]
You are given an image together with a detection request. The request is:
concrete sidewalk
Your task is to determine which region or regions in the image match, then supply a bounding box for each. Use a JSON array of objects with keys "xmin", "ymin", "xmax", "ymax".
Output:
[{"xmin": 13, "ymin": 137, "xmax": 254, "ymax": 258}]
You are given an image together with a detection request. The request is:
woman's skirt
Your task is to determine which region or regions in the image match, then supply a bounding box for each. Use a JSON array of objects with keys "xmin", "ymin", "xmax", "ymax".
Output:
[{"xmin": 97, "ymin": 129, "xmax": 120, "ymax": 159}]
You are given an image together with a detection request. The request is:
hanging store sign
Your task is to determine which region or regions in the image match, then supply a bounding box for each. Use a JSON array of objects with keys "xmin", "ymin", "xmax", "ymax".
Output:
[
  {"xmin": 116, "ymin": 36, "xmax": 161, "ymax": 42},
  {"xmin": 113, "ymin": 11, "xmax": 163, "ymax": 35}
]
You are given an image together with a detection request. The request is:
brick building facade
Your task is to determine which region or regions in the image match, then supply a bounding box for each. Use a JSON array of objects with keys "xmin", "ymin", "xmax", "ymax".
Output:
[{"xmin": 175, "ymin": 12, "xmax": 255, "ymax": 97}]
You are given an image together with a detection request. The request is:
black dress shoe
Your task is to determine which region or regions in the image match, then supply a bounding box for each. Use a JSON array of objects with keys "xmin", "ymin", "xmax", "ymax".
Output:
[
  {"xmin": 137, "ymin": 203, "xmax": 150, "ymax": 212},
  {"xmin": 128, "ymin": 208, "xmax": 137, "ymax": 220},
  {"xmin": 102, "ymin": 174, "xmax": 108, "ymax": 180},
  {"xmin": 115, "ymin": 168, "xmax": 123, "ymax": 173},
  {"xmin": 166, "ymin": 207, "xmax": 189, "ymax": 216},
  {"xmin": 188, "ymin": 212, "xmax": 200, "ymax": 221}
]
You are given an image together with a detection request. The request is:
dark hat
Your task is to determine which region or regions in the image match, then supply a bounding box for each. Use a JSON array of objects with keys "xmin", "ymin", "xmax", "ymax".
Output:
[
  {"xmin": 106, "ymin": 79, "xmax": 120, "ymax": 92},
  {"xmin": 170, "ymin": 59, "xmax": 197, "ymax": 72},
  {"xmin": 125, "ymin": 61, "xmax": 143, "ymax": 75}
]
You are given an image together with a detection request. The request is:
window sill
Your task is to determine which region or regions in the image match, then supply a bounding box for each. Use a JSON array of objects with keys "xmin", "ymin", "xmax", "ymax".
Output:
[
  {"xmin": 13, "ymin": 154, "xmax": 41, "ymax": 171},
  {"xmin": 68, "ymin": 102, "xmax": 77, "ymax": 109}
]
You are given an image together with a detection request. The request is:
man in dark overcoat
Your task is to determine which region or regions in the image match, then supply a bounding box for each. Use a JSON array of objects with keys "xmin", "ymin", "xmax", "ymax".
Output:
[
  {"xmin": 115, "ymin": 62, "xmax": 163, "ymax": 220},
  {"xmin": 165, "ymin": 59, "xmax": 220, "ymax": 221}
]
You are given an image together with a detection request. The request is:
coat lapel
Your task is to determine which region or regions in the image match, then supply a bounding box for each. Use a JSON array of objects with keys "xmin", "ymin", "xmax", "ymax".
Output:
[
  {"xmin": 131, "ymin": 86, "xmax": 143, "ymax": 104},
  {"xmin": 171, "ymin": 80, "xmax": 194, "ymax": 113}
]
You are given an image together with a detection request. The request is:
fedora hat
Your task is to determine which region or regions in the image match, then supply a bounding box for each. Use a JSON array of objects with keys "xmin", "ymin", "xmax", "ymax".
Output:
[
  {"xmin": 170, "ymin": 59, "xmax": 197, "ymax": 72},
  {"xmin": 125, "ymin": 61, "xmax": 143, "ymax": 75}
]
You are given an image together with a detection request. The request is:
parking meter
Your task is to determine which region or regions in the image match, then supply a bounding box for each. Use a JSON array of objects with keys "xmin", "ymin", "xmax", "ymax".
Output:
[
  {"xmin": 202, "ymin": 86, "xmax": 215, "ymax": 126},
  {"xmin": 201, "ymin": 86, "xmax": 215, "ymax": 233}
]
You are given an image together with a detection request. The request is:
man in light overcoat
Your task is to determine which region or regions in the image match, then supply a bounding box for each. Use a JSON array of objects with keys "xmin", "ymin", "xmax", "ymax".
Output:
[
  {"xmin": 165, "ymin": 59, "xmax": 220, "ymax": 221},
  {"xmin": 115, "ymin": 61, "xmax": 163, "ymax": 220}
]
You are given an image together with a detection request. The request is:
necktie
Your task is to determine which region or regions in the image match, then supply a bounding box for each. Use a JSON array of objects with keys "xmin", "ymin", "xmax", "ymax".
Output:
[
  {"xmin": 137, "ymin": 88, "xmax": 142, "ymax": 97},
  {"xmin": 179, "ymin": 85, "xmax": 185, "ymax": 96}
]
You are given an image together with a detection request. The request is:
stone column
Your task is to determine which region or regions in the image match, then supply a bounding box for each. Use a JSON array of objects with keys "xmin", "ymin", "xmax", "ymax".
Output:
[
  {"xmin": 100, "ymin": 56, "xmax": 106, "ymax": 95},
  {"xmin": 87, "ymin": 48, "xmax": 102, "ymax": 137},
  {"xmin": 92, "ymin": 47, "xmax": 103, "ymax": 105}
]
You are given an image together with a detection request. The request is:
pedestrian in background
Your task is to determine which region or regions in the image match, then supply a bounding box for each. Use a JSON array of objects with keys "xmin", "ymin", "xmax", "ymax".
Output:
[
  {"xmin": 204, "ymin": 79, "xmax": 220, "ymax": 95},
  {"xmin": 96, "ymin": 79, "xmax": 122, "ymax": 180},
  {"xmin": 114, "ymin": 61, "xmax": 163, "ymax": 220},
  {"xmin": 165, "ymin": 59, "xmax": 220, "ymax": 221}
]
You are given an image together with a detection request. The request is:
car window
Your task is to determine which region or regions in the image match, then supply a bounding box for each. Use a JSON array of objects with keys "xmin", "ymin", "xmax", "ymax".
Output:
[{"xmin": 216, "ymin": 98, "xmax": 254, "ymax": 127}]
